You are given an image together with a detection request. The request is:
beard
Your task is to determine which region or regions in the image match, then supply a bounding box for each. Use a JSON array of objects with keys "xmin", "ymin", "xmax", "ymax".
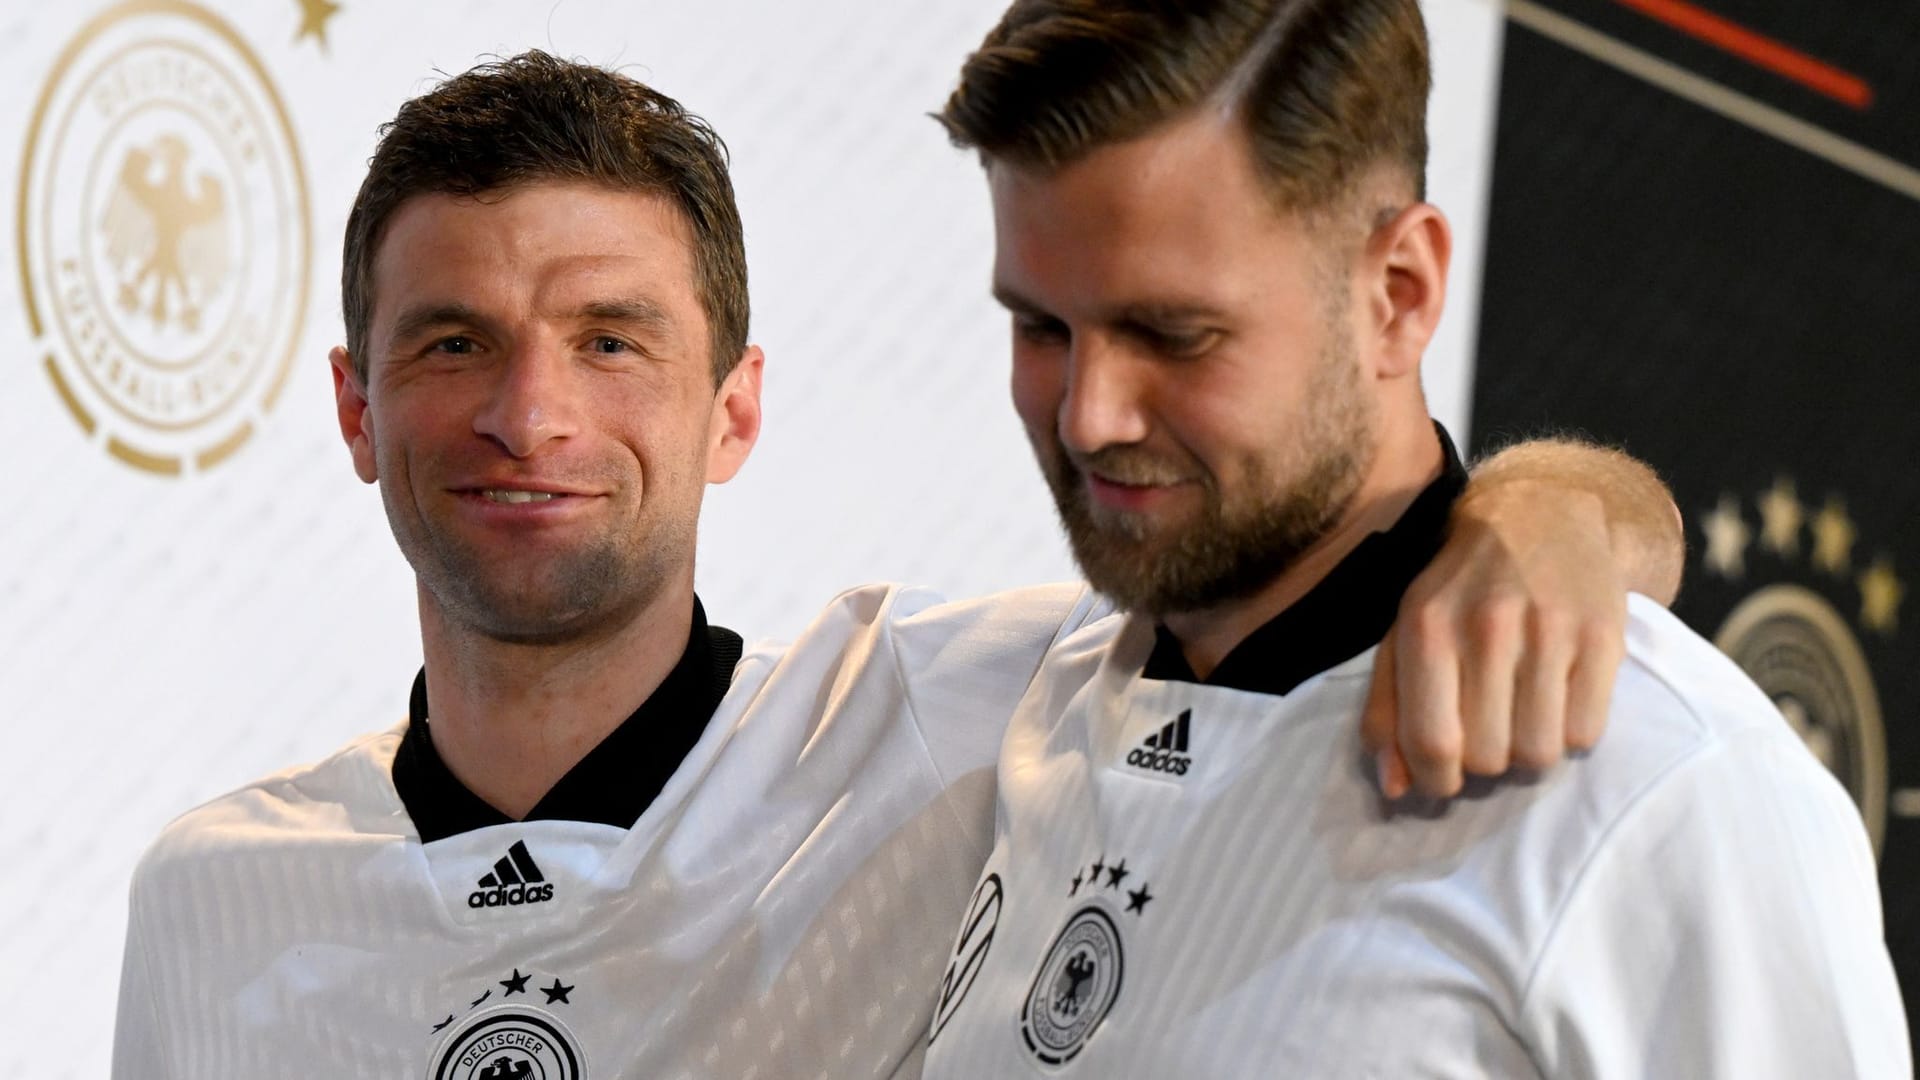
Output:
[
  {"xmin": 1039, "ymin": 330, "xmax": 1375, "ymax": 618},
  {"xmin": 382, "ymin": 462, "xmax": 695, "ymax": 647}
]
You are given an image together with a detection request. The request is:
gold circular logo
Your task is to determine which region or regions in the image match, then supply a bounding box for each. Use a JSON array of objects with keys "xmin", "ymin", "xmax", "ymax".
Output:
[
  {"xmin": 16, "ymin": 0, "xmax": 310, "ymax": 476},
  {"xmin": 1716, "ymin": 583, "xmax": 1889, "ymax": 854}
]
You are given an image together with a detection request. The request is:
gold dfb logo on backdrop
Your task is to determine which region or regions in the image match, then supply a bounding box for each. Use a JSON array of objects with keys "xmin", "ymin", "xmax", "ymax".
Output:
[
  {"xmin": 16, "ymin": 0, "xmax": 310, "ymax": 476},
  {"xmin": 1701, "ymin": 478, "xmax": 1904, "ymax": 855}
]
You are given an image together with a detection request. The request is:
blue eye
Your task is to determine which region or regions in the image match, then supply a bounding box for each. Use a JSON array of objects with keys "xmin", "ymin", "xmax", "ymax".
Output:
[
  {"xmin": 434, "ymin": 336, "xmax": 475, "ymax": 355},
  {"xmin": 591, "ymin": 337, "xmax": 628, "ymax": 354}
]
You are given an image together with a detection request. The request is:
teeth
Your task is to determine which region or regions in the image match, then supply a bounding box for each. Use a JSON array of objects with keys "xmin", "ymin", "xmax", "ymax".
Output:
[{"xmin": 482, "ymin": 490, "xmax": 560, "ymax": 504}]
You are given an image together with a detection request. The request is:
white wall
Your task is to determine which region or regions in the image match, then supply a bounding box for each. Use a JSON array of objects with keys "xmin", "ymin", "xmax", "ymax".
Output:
[{"xmin": 0, "ymin": 2, "xmax": 1502, "ymax": 1074}]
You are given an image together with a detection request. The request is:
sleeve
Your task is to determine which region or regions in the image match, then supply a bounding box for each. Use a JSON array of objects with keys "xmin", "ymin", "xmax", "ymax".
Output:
[
  {"xmin": 885, "ymin": 582, "xmax": 1108, "ymax": 786},
  {"xmin": 111, "ymin": 876, "xmax": 172, "ymax": 1080},
  {"xmin": 1517, "ymin": 727, "xmax": 1911, "ymax": 1079}
]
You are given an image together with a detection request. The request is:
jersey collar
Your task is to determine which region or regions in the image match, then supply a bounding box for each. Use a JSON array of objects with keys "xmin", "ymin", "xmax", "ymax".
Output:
[
  {"xmin": 1143, "ymin": 425, "xmax": 1468, "ymax": 697},
  {"xmin": 392, "ymin": 597, "xmax": 744, "ymax": 843}
]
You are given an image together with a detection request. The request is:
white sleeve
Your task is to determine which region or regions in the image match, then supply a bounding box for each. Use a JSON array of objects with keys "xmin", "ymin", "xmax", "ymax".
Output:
[
  {"xmin": 111, "ymin": 879, "xmax": 171, "ymax": 1080},
  {"xmin": 885, "ymin": 582, "xmax": 1107, "ymax": 785},
  {"xmin": 1518, "ymin": 727, "xmax": 1911, "ymax": 1079}
]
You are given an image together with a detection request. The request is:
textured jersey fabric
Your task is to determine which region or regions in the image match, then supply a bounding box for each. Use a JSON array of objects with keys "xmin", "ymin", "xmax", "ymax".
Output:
[
  {"xmin": 111, "ymin": 582, "xmax": 1103, "ymax": 1080},
  {"xmin": 920, "ymin": 595, "xmax": 1909, "ymax": 1078}
]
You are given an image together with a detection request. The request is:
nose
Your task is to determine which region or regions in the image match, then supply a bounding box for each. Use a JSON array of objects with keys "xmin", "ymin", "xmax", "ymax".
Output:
[
  {"xmin": 472, "ymin": 338, "xmax": 582, "ymax": 458},
  {"xmin": 1057, "ymin": 338, "xmax": 1150, "ymax": 454}
]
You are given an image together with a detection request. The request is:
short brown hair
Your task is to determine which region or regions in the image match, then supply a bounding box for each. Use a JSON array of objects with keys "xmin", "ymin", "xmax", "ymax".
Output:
[
  {"xmin": 342, "ymin": 51, "xmax": 748, "ymax": 384},
  {"xmin": 939, "ymin": 0, "xmax": 1429, "ymax": 212}
]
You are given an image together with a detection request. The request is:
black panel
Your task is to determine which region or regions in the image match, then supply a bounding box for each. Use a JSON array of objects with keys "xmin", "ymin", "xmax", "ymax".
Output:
[{"xmin": 1472, "ymin": 0, "xmax": 1920, "ymax": 1045}]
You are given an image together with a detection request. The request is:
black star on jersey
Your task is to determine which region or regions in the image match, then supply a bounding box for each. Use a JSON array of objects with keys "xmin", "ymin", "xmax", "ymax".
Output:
[
  {"xmin": 1127, "ymin": 884, "xmax": 1154, "ymax": 914},
  {"xmin": 427, "ymin": 968, "xmax": 575, "ymax": 1036},
  {"xmin": 1105, "ymin": 859, "xmax": 1130, "ymax": 888},
  {"xmin": 1069, "ymin": 871, "xmax": 1083, "ymax": 896}
]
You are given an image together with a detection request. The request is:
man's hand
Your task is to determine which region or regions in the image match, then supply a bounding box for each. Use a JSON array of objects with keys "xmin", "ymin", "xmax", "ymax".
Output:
[{"xmin": 1362, "ymin": 439, "xmax": 1684, "ymax": 798}]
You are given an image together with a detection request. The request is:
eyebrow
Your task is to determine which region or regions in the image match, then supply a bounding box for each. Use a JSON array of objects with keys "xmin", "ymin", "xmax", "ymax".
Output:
[
  {"xmin": 577, "ymin": 297, "xmax": 675, "ymax": 337},
  {"xmin": 991, "ymin": 284, "xmax": 1047, "ymax": 316},
  {"xmin": 1113, "ymin": 301, "xmax": 1229, "ymax": 326},
  {"xmin": 384, "ymin": 296, "xmax": 678, "ymax": 349},
  {"xmin": 990, "ymin": 285, "xmax": 1228, "ymax": 325},
  {"xmin": 387, "ymin": 302, "xmax": 487, "ymax": 348}
]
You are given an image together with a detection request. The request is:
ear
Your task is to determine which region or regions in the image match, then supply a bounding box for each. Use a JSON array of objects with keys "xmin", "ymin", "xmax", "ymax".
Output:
[
  {"xmin": 705, "ymin": 345, "xmax": 764, "ymax": 484},
  {"xmin": 330, "ymin": 346, "xmax": 379, "ymax": 484},
  {"xmin": 1361, "ymin": 202, "xmax": 1450, "ymax": 381}
]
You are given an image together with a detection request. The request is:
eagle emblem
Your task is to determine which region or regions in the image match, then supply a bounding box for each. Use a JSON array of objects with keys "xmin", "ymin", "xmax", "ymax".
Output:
[{"xmin": 99, "ymin": 133, "xmax": 231, "ymax": 333}]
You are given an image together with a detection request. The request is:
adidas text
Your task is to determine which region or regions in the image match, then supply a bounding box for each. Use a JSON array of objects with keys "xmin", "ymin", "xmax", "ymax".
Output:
[
  {"xmin": 468, "ymin": 882, "xmax": 556, "ymax": 909},
  {"xmin": 1125, "ymin": 747, "xmax": 1191, "ymax": 775}
]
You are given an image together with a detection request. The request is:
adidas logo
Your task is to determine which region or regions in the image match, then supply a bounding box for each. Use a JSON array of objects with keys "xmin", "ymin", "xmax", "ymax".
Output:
[
  {"xmin": 1125, "ymin": 710, "xmax": 1193, "ymax": 776},
  {"xmin": 466, "ymin": 840, "xmax": 556, "ymax": 909}
]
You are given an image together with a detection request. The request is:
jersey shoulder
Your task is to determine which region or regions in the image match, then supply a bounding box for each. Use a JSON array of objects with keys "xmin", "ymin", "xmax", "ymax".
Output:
[
  {"xmin": 739, "ymin": 582, "xmax": 1110, "ymax": 780},
  {"xmin": 1561, "ymin": 594, "xmax": 1844, "ymax": 826},
  {"xmin": 1521, "ymin": 595, "xmax": 1874, "ymax": 942},
  {"xmin": 1614, "ymin": 593, "xmax": 1794, "ymax": 748},
  {"xmin": 131, "ymin": 725, "xmax": 407, "ymax": 892}
]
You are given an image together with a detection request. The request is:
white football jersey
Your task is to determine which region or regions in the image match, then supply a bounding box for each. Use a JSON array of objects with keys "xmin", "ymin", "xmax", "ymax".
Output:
[
  {"xmin": 922, "ymin": 596, "xmax": 1909, "ymax": 1078},
  {"xmin": 111, "ymin": 582, "xmax": 1104, "ymax": 1080}
]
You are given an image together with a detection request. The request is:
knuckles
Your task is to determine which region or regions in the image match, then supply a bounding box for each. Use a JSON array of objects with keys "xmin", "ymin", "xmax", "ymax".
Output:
[
  {"xmin": 1402, "ymin": 722, "xmax": 1464, "ymax": 773},
  {"xmin": 1509, "ymin": 736, "xmax": 1563, "ymax": 773}
]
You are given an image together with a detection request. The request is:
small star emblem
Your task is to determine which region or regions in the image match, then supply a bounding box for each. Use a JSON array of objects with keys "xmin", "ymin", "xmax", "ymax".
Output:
[
  {"xmin": 1090, "ymin": 856, "xmax": 1105, "ymax": 881},
  {"xmin": 1126, "ymin": 884, "xmax": 1154, "ymax": 914},
  {"xmin": 1860, "ymin": 558, "xmax": 1905, "ymax": 635},
  {"xmin": 500, "ymin": 969, "xmax": 530, "ymax": 996},
  {"xmin": 1105, "ymin": 859, "xmax": 1130, "ymax": 889},
  {"xmin": 1812, "ymin": 498, "xmax": 1857, "ymax": 575},
  {"xmin": 542, "ymin": 978, "xmax": 574, "ymax": 1005},
  {"xmin": 431, "ymin": 1014, "xmax": 455, "ymax": 1033},
  {"xmin": 1701, "ymin": 494, "xmax": 1750, "ymax": 579},
  {"xmin": 468, "ymin": 988, "xmax": 491, "ymax": 1009},
  {"xmin": 1069, "ymin": 871, "xmax": 1083, "ymax": 896},
  {"xmin": 1757, "ymin": 477, "xmax": 1803, "ymax": 556},
  {"xmin": 293, "ymin": 0, "xmax": 342, "ymax": 51}
]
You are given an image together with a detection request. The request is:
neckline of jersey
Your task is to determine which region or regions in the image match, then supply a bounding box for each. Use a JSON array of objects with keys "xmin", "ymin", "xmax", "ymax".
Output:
[
  {"xmin": 1142, "ymin": 423, "xmax": 1468, "ymax": 697},
  {"xmin": 392, "ymin": 597, "xmax": 745, "ymax": 843}
]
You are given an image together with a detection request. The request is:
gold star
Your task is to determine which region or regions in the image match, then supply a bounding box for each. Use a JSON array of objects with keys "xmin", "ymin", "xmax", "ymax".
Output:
[
  {"xmin": 295, "ymin": 0, "xmax": 342, "ymax": 52},
  {"xmin": 1756, "ymin": 476, "xmax": 1803, "ymax": 556},
  {"xmin": 1701, "ymin": 493, "xmax": 1750, "ymax": 580},
  {"xmin": 1860, "ymin": 558, "xmax": 1904, "ymax": 634},
  {"xmin": 1811, "ymin": 497, "xmax": 1857, "ymax": 575}
]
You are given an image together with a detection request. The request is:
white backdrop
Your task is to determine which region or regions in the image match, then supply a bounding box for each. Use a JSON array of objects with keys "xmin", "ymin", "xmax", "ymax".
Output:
[{"xmin": 0, "ymin": 1, "xmax": 1503, "ymax": 1073}]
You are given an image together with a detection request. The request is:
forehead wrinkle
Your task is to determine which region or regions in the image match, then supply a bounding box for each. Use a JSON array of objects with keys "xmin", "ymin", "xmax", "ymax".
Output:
[{"xmin": 531, "ymin": 248, "xmax": 697, "ymax": 323}]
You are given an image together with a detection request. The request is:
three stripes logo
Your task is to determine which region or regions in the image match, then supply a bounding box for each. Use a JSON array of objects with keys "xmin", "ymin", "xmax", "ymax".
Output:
[
  {"xmin": 467, "ymin": 840, "xmax": 556, "ymax": 910},
  {"xmin": 1124, "ymin": 710, "xmax": 1193, "ymax": 777}
]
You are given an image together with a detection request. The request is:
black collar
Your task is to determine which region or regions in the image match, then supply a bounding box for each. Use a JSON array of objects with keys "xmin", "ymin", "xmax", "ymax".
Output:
[
  {"xmin": 1143, "ymin": 425, "xmax": 1469, "ymax": 696},
  {"xmin": 392, "ymin": 598, "xmax": 745, "ymax": 843}
]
